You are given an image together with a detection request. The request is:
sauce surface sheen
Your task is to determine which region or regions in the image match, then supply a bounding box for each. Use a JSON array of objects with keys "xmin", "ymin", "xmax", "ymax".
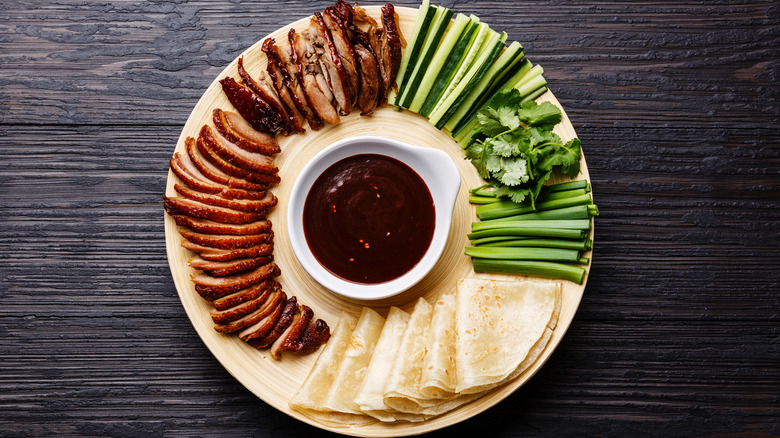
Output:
[{"xmin": 302, "ymin": 154, "xmax": 435, "ymax": 284}]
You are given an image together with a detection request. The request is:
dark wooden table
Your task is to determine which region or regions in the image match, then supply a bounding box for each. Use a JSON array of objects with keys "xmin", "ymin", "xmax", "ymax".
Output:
[{"xmin": 2, "ymin": 1, "xmax": 777, "ymax": 436}]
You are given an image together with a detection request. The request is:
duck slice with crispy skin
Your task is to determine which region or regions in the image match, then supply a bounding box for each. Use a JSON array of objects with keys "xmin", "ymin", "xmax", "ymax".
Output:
[
  {"xmin": 170, "ymin": 152, "xmax": 267, "ymax": 201},
  {"xmin": 307, "ymin": 12, "xmax": 351, "ymax": 116},
  {"xmin": 237, "ymin": 57, "xmax": 303, "ymax": 135},
  {"xmin": 289, "ymin": 28, "xmax": 341, "ymax": 125},
  {"xmin": 321, "ymin": 9, "xmax": 360, "ymax": 107},
  {"xmin": 194, "ymin": 262, "xmax": 281, "ymax": 300},
  {"xmin": 238, "ymin": 294, "xmax": 288, "ymax": 342},
  {"xmin": 199, "ymin": 125, "xmax": 278, "ymax": 175},
  {"xmin": 174, "ymin": 184, "xmax": 277, "ymax": 214},
  {"xmin": 196, "ymin": 129, "xmax": 280, "ymax": 185},
  {"xmin": 246, "ymin": 295, "xmax": 298, "ymax": 349},
  {"xmin": 293, "ymin": 318, "xmax": 332, "ymax": 355},
  {"xmin": 212, "ymin": 108, "xmax": 281, "ymax": 156},
  {"xmin": 381, "ymin": 3, "xmax": 403, "ymax": 89},
  {"xmin": 262, "ymin": 38, "xmax": 324, "ymax": 131},
  {"xmin": 170, "ymin": 216, "xmax": 272, "ymax": 236},
  {"xmin": 189, "ymin": 255, "xmax": 274, "ymax": 278},
  {"xmin": 184, "ymin": 137, "xmax": 271, "ymax": 192},
  {"xmin": 179, "ymin": 229, "xmax": 274, "ymax": 250},
  {"xmin": 210, "ymin": 279, "xmax": 278, "ymax": 311},
  {"xmin": 271, "ymin": 303, "xmax": 313, "ymax": 359},
  {"xmin": 209, "ymin": 283, "xmax": 274, "ymax": 325},
  {"xmin": 164, "ymin": 196, "xmax": 268, "ymax": 225},
  {"xmin": 220, "ymin": 76, "xmax": 286, "ymax": 135},
  {"xmin": 214, "ymin": 288, "xmax": 286, "ymax": 333},
  {"xmin": 349, "ymin": 25, "xmax": 382, "ymax": 115},
  {"xmin": 181, "ymin": 241, "xmax": 274, "ymax": 263}
]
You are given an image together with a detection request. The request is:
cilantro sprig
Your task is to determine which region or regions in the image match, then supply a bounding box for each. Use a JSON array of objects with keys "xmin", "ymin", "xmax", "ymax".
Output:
[{"xmin": 464, "ymin": 89, "xmax": 581, "ymax": 206}]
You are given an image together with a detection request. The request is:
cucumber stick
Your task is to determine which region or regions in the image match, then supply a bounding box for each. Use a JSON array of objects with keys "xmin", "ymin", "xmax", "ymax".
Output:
[
  {"xmin": 452, "ymin": 59, "xmax": 532, "ymax": 142},
  {"xmin": 398, "ymin": 6, "xmax": 455, "ymax": 108},
  {"xmin": 407, "ymin": 13, "xmax": 471, "ymax": 113},
  {"xmin": 443, "ymin": 40, "xmax": 525, "ymax": 132},
  {"xmin": 429, "ymin": 31, "xmax": 508, "ymax": 129},
  {"xmin": 389, "ymin": 0, "xmax": 434, "ymax": 105},
  {"xmin": 427, "ymin": 21, "xmax": 489, "ymax": 118},
  {"xmin": 454, "ymin": 64, "xmax": 546, "ymax": 146},
  {"xmin": 420, "ymin": 19, "xmax": 480, "ymax": 117}
]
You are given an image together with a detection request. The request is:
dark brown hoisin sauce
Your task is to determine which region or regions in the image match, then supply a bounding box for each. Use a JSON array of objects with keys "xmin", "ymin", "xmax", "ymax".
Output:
[{"xmin": 303, "ymin": 154, "xmax": 435, "ymax": 284}]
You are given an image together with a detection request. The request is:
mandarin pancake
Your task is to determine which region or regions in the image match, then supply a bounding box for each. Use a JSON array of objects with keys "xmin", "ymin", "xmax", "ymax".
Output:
[{"xmin": 302, "ymin": 154, "xmax": 435, "ymax": 284}]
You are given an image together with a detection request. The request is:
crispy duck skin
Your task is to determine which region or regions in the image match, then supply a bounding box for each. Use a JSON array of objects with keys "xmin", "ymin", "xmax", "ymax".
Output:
[
  {"xmin": 381, "ymin": 3, "xmax": 403, "ymax": 86},
  {"xmin": 181, "ymin": 241, "xmax": 274, "ymax": 262},
  {"xmin": 246, "ymin": 296, "xmax": 298, "ymax": 349},
  {"xmin": 214, "ymin": 289, "xmax": 286, "ymax": 333},
  {"xmin": 350, "ymin": 28, "xmax": 381, "ymax": 115},
  {"xmin": 212, "ymin": 108, "xmax": 282, "ymax": 156},
  {"xmin": 179, "ymin": 229, "xmax": 274, "ymax": 250},
  {"xmin": 185, "ymin": 137, "xmax": 271, "ymax": 192},
  {"xmin": 238, "ymin": 295, "xmax": 287, "ymax": 342},
  {"xmin": 189, "ymin": 255, "xmax": 274, "ymax": 278},
  {"xmin": 289, "ymin": 28, "xmax": 341, "ymax": 125},
  {"xmin": 164, "ymin": 196, "xmax": 268, "ymax": 224},
  {"xmin": 262, "ymin": 38, "xmax": 324, "ymax": 130},
  {"xmin": 170, "ymin": 153, "xmax": 267, "ymax": 201},
  {"xmin": 196, "ymin": 129, "xmax": 280, "ymax": 185},
  {"xmin": 210, "ymin": 280, "xmax": 279, "ymax": 311},
  {"xmin": 209, "ymin": 284, "xmax": 273, "ymax": 325},
  {"xmin": 289, "ymin": 318, "xmax": 331, "ymax": 355},
  {"xmin": 171, "ymin": 216, "xmax": 272, "ymax": 236},
  {"xmin": 200, "ymin": 125, "xmax": 278, "ymax": 176},
  {"xmin": 271, "ymin": 303, "xmax": 313, "ymax": 359},
  {"xmin": 237, "ymin": 57, "xmax": 302, "ymax": 135},
  {"xmin": 220, "ymin": 76, "xmax": 286, "ymax": 135},
  {"xmin": 321, "ymin": 9, "xmax": 360, "ymax": 107},
  {"xmin": 174, "ymin": 184, "xmax": 277, "ymax": 214},
  {"xmin": 194, "ymin": 262, "xmax": 281, "ymax": 300}
]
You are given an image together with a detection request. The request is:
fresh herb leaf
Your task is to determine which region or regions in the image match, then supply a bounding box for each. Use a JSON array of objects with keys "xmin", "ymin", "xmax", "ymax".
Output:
[
  {"xmin": 464, "ymin": 89, "xmax": 582, "ymax": 206},
  {"xmin": 518, "ymin": 100, "xmax": 562, "ymax": 128}
]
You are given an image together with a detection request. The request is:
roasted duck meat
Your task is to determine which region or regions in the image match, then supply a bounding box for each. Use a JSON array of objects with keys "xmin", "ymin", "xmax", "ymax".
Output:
[
  {"xmin": 262, "ymin": 37, "xmax": 324, "ymax": 131},
  {"xmin": 184, "ymin": 137, "xmax": 270, "ymax": 192},
  {"xmin": 181, "ymin": 241, "xmax": 274, "ymax": 263},
  {"xmin": 289, "ymin": 28, "xmax": 341, "ymax": 125},
  {"xmin": 220, "ymin": 76, "xmax": 287, "ymax": 135},
  {"xmin": 212, "ymin": 108, "xmax": 281, "ymax": 156},
  {"xmin": 237, "ymin": 57, "xmax": 304, "ymax": 135}
]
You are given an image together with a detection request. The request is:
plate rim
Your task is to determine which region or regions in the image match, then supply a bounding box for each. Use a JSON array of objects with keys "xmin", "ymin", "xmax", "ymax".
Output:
[{"xmin": 163, "ymin": 5, "xmax": 592, "ymax": 436}]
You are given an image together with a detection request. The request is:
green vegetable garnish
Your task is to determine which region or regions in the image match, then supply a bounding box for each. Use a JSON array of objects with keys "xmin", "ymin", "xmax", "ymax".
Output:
[{"xmin": 464, "ymin": 89, "xmax": 582, "ymax": 205}]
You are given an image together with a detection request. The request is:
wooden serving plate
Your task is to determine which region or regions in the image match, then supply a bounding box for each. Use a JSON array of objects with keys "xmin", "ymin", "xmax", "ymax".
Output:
[{"xmin": 164, "ymin": 5, "xmax": 591, "ymax": 436}]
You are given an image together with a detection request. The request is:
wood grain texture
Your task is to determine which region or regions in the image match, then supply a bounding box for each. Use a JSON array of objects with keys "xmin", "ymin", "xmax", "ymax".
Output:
[{"xmin": 1, "ymin": 0, "xmax": 777, "ymax": 437}]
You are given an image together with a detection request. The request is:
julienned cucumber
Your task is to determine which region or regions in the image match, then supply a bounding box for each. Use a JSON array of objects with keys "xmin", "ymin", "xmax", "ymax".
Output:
[
  {"xmin": 408, "ymin": 13, "xmax": 471, "ymax": 113},
  {"xmin": 434, "ymin": 33, "xmax": 507, "ymax": 130},
  {"xmin": 443, "ymin": 40, "xmax": 525, "ymax": 132},
  {"xmin": 428, "ymin": 30, "xmax": 507, "ymax": 128},
  {"xmin": 428, "ymin": 21, "xmax": 489, "ymax": 118},
  {"xmin": 389, "ymin": 0, "xmax": 434, "ymax": 105},
  {"xmin": 398, "ymin": 6, "xmax": 454, "ymax": 108},
  {"xmin": 453, "ymin": 64, "xmax": 547, "ymax": 145},
  {"xmin": 420, "ymin": 20, "xmax": 479, "ymax": 117}
]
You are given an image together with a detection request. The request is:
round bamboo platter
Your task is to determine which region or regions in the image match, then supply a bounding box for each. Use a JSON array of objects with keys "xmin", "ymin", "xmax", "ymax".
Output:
[{"xmin": 164, "ymin": 5, "xmax": 592, "ymax": 437}]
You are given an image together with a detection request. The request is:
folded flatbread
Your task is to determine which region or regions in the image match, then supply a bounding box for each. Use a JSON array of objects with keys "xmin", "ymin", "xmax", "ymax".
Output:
[
  {"xmin": 420, "ymin": 292, "xmax": 457, "ymax": 399},
  {"xmin": 454, "ymin": 277, "xmax": 562, "ymax": 394},
  {"xmin": 353, "ymin": 306, "xmax": 427, "ymax": 422},
  {"xmin": 321, "ymin": 307, "xmax": 386, "ymax": 414},
  {"xmin": 289, "ymin": 313, "xmax": 375, "ymax": 426}
]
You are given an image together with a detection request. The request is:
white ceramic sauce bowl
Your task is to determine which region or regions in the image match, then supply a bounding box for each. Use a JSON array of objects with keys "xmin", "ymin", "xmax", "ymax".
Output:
[{"xmin": 286, "ymin": 136, "xmax": 461, "ymax": 301}]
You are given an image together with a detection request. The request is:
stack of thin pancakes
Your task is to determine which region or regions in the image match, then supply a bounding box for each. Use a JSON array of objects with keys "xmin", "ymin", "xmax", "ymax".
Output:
[{"xmin": 290, "ymin": 277, "xmax": 562, "ymax": 426}]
